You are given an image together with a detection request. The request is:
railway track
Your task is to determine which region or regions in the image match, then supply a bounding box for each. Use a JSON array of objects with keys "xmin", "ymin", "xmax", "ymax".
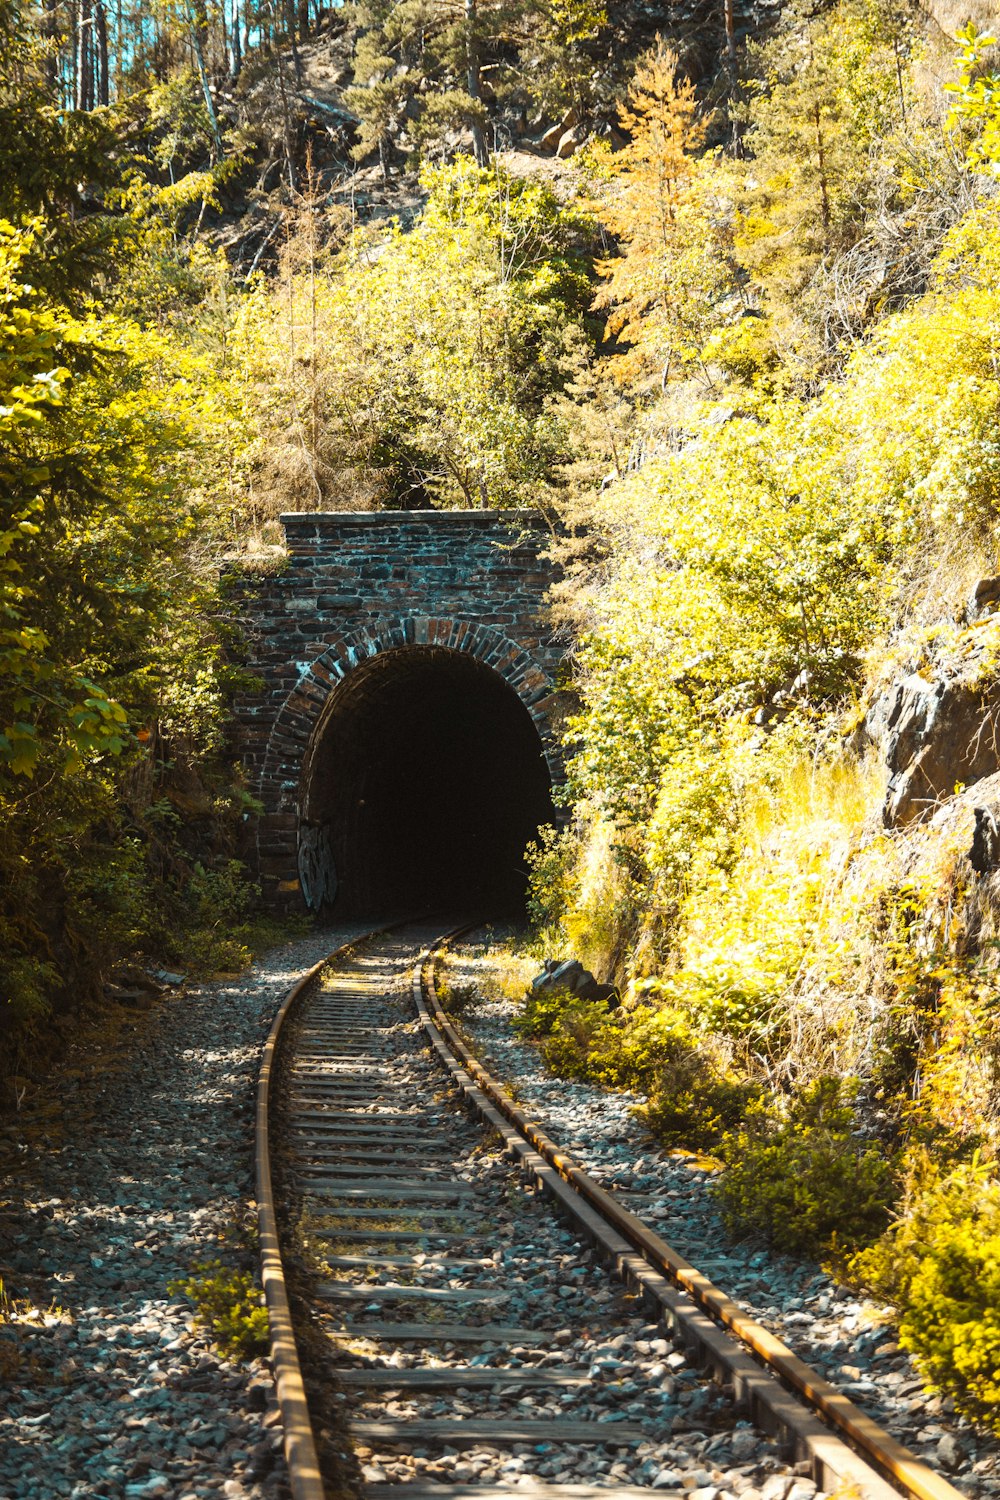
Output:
[{"xmin": 257, "ymin": 923, "xmax": 969, "ymax": 1500}]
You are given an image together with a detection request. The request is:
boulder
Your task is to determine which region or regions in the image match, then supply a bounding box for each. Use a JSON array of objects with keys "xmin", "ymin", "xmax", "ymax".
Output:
[
  {"xmin": 860, "ymin": 601, "xmax": 1000, "ymax": 828},
  {"xmin": 538, "ymin": 106, "xmax": 580, "ymax": 153},
  {"xmin": 970, "ymin": 804, "xmax": 1000, "ymax": 873},
  {"xmin": 865, "ymin": 672, "xmax": 1000, "ymax": 827},
  {"xmin": 556, "ymin": 126, "xmax": 586, "ymax": 158},
  {"xmin": 970, "ymin": 574, "xmax": 1000, "ymax": 616},
  {"xmin": 530, "ymin": 957, "xmax": 619, "ymax": 1007}
]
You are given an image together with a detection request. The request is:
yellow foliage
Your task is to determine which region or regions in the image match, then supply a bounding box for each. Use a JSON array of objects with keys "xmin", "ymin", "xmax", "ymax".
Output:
[{"xmin": 590, "ymin": 40, "xmax": 736, "ymax": 387}]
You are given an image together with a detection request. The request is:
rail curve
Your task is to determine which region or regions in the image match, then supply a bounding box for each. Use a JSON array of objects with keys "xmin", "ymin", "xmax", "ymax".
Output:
[{"xmin": 256, "ymin": 922, "xmax": 968, "ymax": 1500}]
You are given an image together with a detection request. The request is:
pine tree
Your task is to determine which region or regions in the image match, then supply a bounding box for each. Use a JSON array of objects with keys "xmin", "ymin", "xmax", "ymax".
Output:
[{"xmin": 592, "ymin": 40, "xmax": 734, "ymax": 390}]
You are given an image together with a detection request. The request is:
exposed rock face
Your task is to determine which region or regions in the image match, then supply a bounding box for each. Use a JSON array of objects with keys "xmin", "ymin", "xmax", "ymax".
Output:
[
  {"xmin": 867, "ymin": 671, "xmax": 1000, "ymax": 826},
  {"xmin": 898, "ymin": 772, "xmax": 1000, "ymax": 893},
  {"xmin": 539, "ymin": 108, "xmax": 579, "ymax": 153},
  {"xmin": 861, "ymin": 585, "xmax": 1000, "ymax": 827},
  {"xmin": 556, "ymin": 125, "xmax": 587, "ymax": 158},
  {"xmin": 970, "ymin": 804, "xmax": 1000, "ymax": 874}
]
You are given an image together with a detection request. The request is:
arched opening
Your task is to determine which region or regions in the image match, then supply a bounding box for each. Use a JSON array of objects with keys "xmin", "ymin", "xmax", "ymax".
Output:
[{"xmin": 299, "ymin": 646, "xmax": 556, "ymax": 917}]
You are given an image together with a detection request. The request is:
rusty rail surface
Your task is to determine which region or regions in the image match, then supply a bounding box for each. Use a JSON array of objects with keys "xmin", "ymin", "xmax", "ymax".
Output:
[
  {"xmin": 415, "ymin": 928, "xmax": 965, "ymax": 1500},
  {"xmin": 256, "ymin": 927, "xmax": 397, "ymax": 1500}
]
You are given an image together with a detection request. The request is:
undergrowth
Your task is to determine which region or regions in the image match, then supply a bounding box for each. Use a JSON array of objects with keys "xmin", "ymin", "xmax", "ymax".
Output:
[
  {"xmin": 851, "ymin": 1155, "xmax": 1000, "ymax": 1433},
  {"xmin": 713, "ymin": 1078, "xmax": 897, "ymax": 1256},
  {"xmin": 169, "ymin": 1260, "xmax": 270, "ymax": 1360},
  {"xmin": 521, "ymin": 731, "xmax": 1000, "ymax": 1424}
]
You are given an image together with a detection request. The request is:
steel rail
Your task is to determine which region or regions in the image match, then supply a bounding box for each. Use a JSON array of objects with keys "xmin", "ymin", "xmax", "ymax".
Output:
[
  {"xmin": 257, "ymin": 925, "xmax": 401, "ymax": 1500},
  {"xmin": 415, "ymin": 930, "xmax": 965, "ymax": 1500}
]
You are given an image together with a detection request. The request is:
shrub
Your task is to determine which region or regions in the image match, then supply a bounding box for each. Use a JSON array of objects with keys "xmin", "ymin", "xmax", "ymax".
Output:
[
  {"xmin": 514, "ymin": 985, "xmax": 585, "ymax": 1040},
  {"xmin": 853, "ymin": 1156, "xmax": 1000, "ymax": 1432},
  {"xmin": 170, "ymin": 1260, "xmax": 270, "ymax": 1359},
  {"xmin": 713, "ymin": 1077, "xmax": 897, "ymax": 1255},
  {"xmin": 902, "ymin": 1219, "xmax": 1000, "ymax": 1430},
  {"xmin": 642, "ymin": 1072, "xmax": 761, "ymax": 1152},
  {"xmin": 516, "ymin": 987, "xmax": 755, "ymax": 1149}
]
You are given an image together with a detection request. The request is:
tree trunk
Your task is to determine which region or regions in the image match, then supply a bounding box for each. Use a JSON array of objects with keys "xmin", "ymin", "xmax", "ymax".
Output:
[
  {"xmin": 68, "ymin": 0, "xmax": 78, "ymax": 108},
  {"xmin": 274, "ymin": 35, "xmax": 298, "ymax": 190},
  {"xmin": 286, "ymin": 0, "xmax": 304, "ymax": 86},
  {"xmin": 724, "ymin": 0, "xmax": 736, "ymax": 67},
  {"xmin": 465, "ymin": 0, "xmax": 489, "ymax": 166},
  {"xmin": 78, "ymin": 0, "xmax": 94, "ymax": 110},
  {"xmin": 219, "ymin": 0, "xmax": 229, "ymax": 78},
  {"xmin": 188, "ymin": 2, "xmax": 224, "ymax": 158},
  {"xmin": 40, "ymin": 0, "xmax": 59, "ymax": 91},
  {"xmin": 115, "ymin": 0, "xmax": 124, "ymax": 100},
  {"xmin": 95, "ymin": 0, "xmax": 109, "ymax": 105},
  {"xmin": 230, "ymin": 0, "xmax": 242, "ymax": 79}
]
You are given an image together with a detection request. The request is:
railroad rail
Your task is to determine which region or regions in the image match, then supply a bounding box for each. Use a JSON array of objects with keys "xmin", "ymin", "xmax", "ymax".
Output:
[{"xmin": 256, "ymin": 922, "xmax": 968, "ymax": 1500}]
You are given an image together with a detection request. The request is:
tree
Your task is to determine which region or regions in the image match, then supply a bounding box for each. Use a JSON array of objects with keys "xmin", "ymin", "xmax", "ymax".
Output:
[
  {"xmin": 344, "ymin": 0, "xmax": 607, "ymax": 173},
  {"xmin": 231, "ymin": 157, "xmax": 597, "ymax": 510},
  {"xmin": 733, "ymin": 0, "xmax": 918, "ymax": 354},
  {"xmin": 0, "ymin": 0, "xmax": 121, "ymax": 296},
  {"xmin": 591, "ymin": 40, "xmax": 736, "ymax": 390},
  {"xmin": 944, "ymin": 23, "xmax": 1000, "ymax": 174}
]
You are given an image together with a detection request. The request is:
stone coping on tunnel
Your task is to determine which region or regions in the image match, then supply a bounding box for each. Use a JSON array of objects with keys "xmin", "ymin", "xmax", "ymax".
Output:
[{"xmin": 279, "ymin": 508, "xmax": 549, "ymax": 528}]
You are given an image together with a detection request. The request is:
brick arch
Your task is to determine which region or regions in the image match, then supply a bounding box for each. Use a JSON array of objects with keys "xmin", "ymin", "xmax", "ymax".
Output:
[{"xmin": 253, "ymin": 615, "xmax": 564, "ymax": 903}]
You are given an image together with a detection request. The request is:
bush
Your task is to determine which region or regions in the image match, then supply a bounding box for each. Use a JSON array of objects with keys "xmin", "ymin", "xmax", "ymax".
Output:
[
  {"xmin": 713, "ymin": 1077, "xmax": 897, "ymax": 1255},
  {"xmin": 516, "ymin": 987, "xmax": 756, "ymax": 1150},
  {"xmin": 902, "ymin": 1220, "xmax": 1000, "ymax": 1429},
  {"xmin": 642, "ymin": 1072, "xmax": 761, "ymax": 1152},
  {"xmin": 514, "ymin": 985, "xmax": 585, "ymax": 1040},
  {"xmin": 170, "ymin": 1260, "xmax": 270, "ymax": 1359},
  {"xmin": 852, "ymin": 1157, "xmax": 1000, "ymax": 1432}
]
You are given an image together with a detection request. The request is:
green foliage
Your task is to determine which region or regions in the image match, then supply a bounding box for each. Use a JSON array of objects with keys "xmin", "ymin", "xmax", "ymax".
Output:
[
  {"xmin": 591, "ymin": 41, "xmax": 730, "ymax": 390},
  {"xmin": 515, "ymin": 984, "xmax": 757, "ymax": 1149},
  {"xmin": 714, "ymin": 1078, "xmax": 897, "ymax": 1254},
  {"xmin": 344, "ymin": 0, "xmax": 607, "ymax": 169},
  {"xmin": 0, "ymin": 11, "xmax": 268, "ymax": 1068},
  {"xmin": 853, "ymin": 1157, "xmax": 1000, "ymax": 1431},
  {"xmin": 0, "ymin": 0, "xmax": 123, "ymax": 297},
  {"xmin": 162, "ymin": 860, "xmax": 285, "ymax": 975},
  {"xmin": 642, "ymin": 1073, "xmax": 758, "ymax": 1151},
  {"xmin": 731, "ymin": 0, "xmax": 923, "ymax": 364},
  {"xmin": 233, "ymin": 156, "xmax": 597, "ymax": 511},
  {"xmin": 438, "ymin": 980, "xmax": 480, "ymax": 1017},
  {"xmin": 170, "ymin": 1260, "xmax": 270, "ymax": 1359},
  {"xmin": 944, "ymin": 25, "xmax": 1000, "ymax": 175}
]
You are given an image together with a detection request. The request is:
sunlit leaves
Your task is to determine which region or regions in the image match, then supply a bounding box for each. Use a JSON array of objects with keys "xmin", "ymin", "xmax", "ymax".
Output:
[
  {"xmin": 231, "ymin": 156, "xmax": 596, "ymax": 510},
  {"xmin": 945, "ymin": 24, "xmax": 1000, "ymax": 175},
  {"xmin": 0, "ymin": 219, "xmax": 225, "ymax": 780},
  {"xmin": 589, "ymin": 41, "xmax": 733, "ymax": 389}
]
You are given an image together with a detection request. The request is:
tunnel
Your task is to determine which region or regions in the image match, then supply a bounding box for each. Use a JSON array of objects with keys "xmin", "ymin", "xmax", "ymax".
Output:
[{"xmin": 297, "ymin": 646, "xmax": 556, "ymax": 917}]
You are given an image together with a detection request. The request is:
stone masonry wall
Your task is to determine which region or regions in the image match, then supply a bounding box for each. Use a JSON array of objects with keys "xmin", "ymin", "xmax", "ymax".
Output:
[{"xmin": 230, "ymin": 510, "xmax": 568, "ymax": 908}]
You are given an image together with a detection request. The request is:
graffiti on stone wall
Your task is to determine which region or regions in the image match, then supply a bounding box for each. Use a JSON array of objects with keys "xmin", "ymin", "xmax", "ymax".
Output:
[{"xmin": 297, "ymin": 821, "xmax": 338, "ymax": 911}]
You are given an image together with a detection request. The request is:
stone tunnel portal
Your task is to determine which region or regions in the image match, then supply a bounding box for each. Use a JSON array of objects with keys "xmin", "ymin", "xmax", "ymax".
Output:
[{"xmin": 298, "ymin": 645, "xmax": 556, "ymax": 917}]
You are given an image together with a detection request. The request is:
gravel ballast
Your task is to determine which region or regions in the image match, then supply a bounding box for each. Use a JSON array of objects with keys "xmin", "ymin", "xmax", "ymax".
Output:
[{"xmin": 0, "ymin": 925, "xmax": 374, "ymax": 1500}]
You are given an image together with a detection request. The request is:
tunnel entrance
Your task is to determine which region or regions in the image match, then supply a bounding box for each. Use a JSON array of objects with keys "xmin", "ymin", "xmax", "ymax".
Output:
[{"xmin": 298, "ymin": 646, "xmax": 556, "ymax": 917}]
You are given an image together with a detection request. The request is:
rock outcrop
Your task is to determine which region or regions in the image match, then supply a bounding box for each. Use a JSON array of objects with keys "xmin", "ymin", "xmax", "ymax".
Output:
[{"xmin": 860, "ymin": 584, "xmax": 1000, "ymax": 827}]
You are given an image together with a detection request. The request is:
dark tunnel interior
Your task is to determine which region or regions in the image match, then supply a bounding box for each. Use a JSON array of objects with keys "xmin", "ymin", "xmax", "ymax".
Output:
[{"xmin": 299, "ymin": 646, "xmax": 556, "ymax": 917}]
